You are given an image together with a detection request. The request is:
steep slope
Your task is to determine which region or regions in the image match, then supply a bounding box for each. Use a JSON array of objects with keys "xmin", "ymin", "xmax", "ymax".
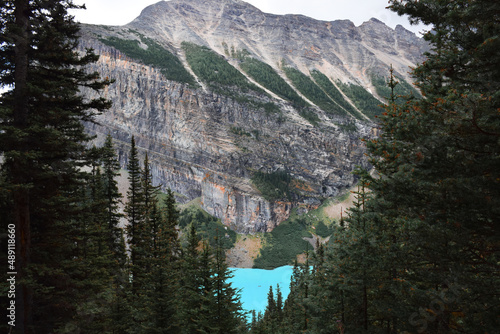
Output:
[{"xmin": 78, "ymin": 0, "xmax": 428, "ymax": 233}]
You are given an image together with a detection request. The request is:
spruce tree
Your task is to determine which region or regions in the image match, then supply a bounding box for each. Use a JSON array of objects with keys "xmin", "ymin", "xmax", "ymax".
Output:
[
  {"xmin": 125, "ymin": 136, "xmax": 145, "ymax": 295},
  {"xmin": 0, "ymin": 0, "xmax": 111, "ymax": 331},
  {"xmin": 101, "ymin": 134, "xmax": 126, "ymax": 266},
  {"xmin": 145, "ymin": 189, "xmax": 182, "ymax": 333},
  {"xmin": 210, "ymin": 233, "xmax": 247, "ymax": 333},
  {"xmin": 179, "ymin": 224, "xmax": 211, "ymax": 333},
  {"xmin": 358, "ymin": 0, "xmax": 500, "ymax": 332}
]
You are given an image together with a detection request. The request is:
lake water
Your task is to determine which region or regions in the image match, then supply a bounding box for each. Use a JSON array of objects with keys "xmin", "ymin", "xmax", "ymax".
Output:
[{"xmin": 229, "ymin": 266, "xmax": 294, "ymax": 316}]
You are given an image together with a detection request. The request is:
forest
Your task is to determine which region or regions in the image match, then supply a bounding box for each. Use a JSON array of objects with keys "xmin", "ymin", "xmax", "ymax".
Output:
[{"xmin": 1, "ymin": 0, "xmax": 499, "ymax": 333}]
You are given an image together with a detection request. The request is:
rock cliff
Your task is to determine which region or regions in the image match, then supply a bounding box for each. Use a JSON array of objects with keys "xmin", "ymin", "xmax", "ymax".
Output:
[{"xmin": 79, "ymin": 0, "xmax": 428, "ymax": 233}]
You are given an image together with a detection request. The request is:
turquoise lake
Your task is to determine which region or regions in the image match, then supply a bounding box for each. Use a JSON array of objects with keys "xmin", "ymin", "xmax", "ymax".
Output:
[{"xmin": 229, "ymin": 266, "xmax": 293, "ymax": 316}]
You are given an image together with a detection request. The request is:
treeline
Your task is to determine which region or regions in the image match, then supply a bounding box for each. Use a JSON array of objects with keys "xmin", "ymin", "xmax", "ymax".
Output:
[
  {"xmin": 310, "ymin": 70, "xmax": 365, "ymax": 120},
  {"xmin": 112, "ymin": 135, "xmax": 247, "ymax": 333}
]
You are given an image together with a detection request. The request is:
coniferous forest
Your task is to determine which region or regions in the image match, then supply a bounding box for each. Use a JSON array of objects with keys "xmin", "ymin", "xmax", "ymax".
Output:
[{"xmin": 1, "ymin": 0, "xmax": 499, "ymax": 333}]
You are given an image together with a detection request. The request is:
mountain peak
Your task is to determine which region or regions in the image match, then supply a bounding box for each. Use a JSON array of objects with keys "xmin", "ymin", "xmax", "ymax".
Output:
[{"xmin": 124, "ymin": 0, "xmax": 427, "ymax": 87}]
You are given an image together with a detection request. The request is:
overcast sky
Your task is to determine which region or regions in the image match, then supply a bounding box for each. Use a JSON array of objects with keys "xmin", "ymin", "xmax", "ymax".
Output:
[{"xmin": 71, "ymin": 0, "xmax": 428, "ymax": 35}]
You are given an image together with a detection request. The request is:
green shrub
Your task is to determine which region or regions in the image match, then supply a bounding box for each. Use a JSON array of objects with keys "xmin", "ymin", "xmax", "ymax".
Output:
[
  {"xmin": 100, "ymin": 36, "xmax": 197, "ymax": 86},
  {"xmin": 314, "ymin": 220, "xmax": 333, "ymax": 238},
  {"xmin": 179, "ymin": 206, "xmax": 236, "ymax": 250},
  {"xmin": 251, "ymin": 170, "xmax": 293, "ymax": 202},
  {"xmin": 253, "ymin": 218, "xmax": 312, "ymax": 269}
]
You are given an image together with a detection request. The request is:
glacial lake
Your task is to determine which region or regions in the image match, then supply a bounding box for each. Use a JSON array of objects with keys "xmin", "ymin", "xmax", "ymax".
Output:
[{"xmin": 229, "ymin": 266, "xmax": 294, "ymax": 316}]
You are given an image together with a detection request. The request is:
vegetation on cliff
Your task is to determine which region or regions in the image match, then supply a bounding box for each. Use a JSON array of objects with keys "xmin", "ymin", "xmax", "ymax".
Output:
[
  {"xmin": 336, "ymin": 80, "xmax": 385, "ymax": 119},
  {"xmin": 283, "ymin": 65, "xmax": 346, "ymax": 118},
  {"xmin": 179, "ymin": 204, "xmax": 237, "ymax": 250},
  {"xmin": 100, "ymin": 35, "xmax": 198, "ymax": 86},
  {"xmin": 250, "ymin": 170, "xmax": 294, "ymax": 202},
  {"xmin": 253, "ymin": 218, "xmax": 312, "ymax": 269},
  {"xmin": 182, "ymin": 41, "xmax": 264, "ymax": 96},
  {"xmin": 238, "ymin": 54, "xmax": 308, "ymax": 108},
  {"xmin": 310, "ymin": 70, "xmax": 365, "ymax": 119}
]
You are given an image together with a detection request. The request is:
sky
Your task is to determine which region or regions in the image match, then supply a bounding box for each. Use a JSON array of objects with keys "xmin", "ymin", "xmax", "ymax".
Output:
[{"xmin": 70, "ymin": 0, "xmax": 428, "ymax": 35}]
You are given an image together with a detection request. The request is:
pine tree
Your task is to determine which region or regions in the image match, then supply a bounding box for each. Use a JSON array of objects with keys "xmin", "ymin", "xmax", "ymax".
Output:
[
  {"xmin": 282, "ymin": 260, "xmax": 311, "ymax": 333},
  {"xmin": 98, "ymin": 136, "xmax": 129, "ymax": 333},
  {"xmin": 0, "ymin": 0, "xmax": 111, "ymax": 331}
]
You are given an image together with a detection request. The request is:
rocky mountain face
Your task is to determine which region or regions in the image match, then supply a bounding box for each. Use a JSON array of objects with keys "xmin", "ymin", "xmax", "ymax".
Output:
[{"xmin": 79, "ymin": 0, "xmax": 428, "ymax": 233}]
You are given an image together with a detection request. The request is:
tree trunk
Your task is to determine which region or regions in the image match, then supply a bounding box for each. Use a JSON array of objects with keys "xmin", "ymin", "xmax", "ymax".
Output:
[{"xmin": 13, "ymin": 0, "xmax": 32, "ymax": 332}]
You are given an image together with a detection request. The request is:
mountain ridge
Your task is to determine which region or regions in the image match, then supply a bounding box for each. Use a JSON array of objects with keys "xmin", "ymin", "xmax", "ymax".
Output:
[
  {"xmin": 124, "ymin": 0, "xmax": 427, "ymax": 89},
  {"xmin": 78, "ymin": 0, "xmax": 428, "ymax": 232}
]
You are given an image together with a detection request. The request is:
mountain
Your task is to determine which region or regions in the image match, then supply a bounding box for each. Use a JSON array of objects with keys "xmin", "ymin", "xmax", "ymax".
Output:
[{"xmin": 78, "ymin": 0, "xmax": 429, "ymax": 233}]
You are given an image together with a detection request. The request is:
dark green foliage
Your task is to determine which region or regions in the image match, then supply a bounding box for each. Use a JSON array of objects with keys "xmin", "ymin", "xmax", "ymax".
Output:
[
  {"xmin": 281, "ymin": 261, "xmax": 312, "ymax": 333},
  {"xmin": 178, "ymin": 225, "xmax": 247, "ymax": 334},
  {"xmin": 100, "ymin": 135, "xmax": 126, "ymax": 264},
  {"xmin": 100, "ymin": 36, "xmax": 197, "ymax": 86},
  {"xmin": 251, "ymin": 285, "xmax": 285, "ymax": 333},
  {"xmin": 298, "ymin": 108, "xmax": 321, "ymax": 126},
  {"xmin": 337, "ymin": 80, "xmax": 385, "ymax": 119},
  {"xmin": 211, "ymin": 235, "xmax": 248, "ymax": 333},
  {"xmin": 124, "ymin": 136, "xmax": 146, "ymax": 296},
  {"xmin": 239, "ymin": 56, "xmax": 307, "ymax": 107},
  {"xmin": 256, "ymin": 101, "xmax": 280, "ymax": 115},
  {"xmin": 251, "ymin": 170, "xmax": 293, "ymax": 202},
  {"xmin": 230, "ymin": 126, "xmax": 252, "ymax": 137},
  {"xmin": 179, "ymin": 205, "xmax": 237, "ymax": 250},
  {"xmin": 182, "ymin": 42, "xmax": 264, "ymax": 95},
  {"xmin": 371, "ymin": 72, "xmax": 420, "ymax": 101},
  {"xmin": 262, "ymin": 2, "xmax": 500, "ymax": 333},
  {"xmin": 311, "ymin": 70, "xmax": 365, "ymax": 119},
  {"xmin": 313, "ymin": 220, "xmax": 333, "ymax": 238},
  {"xmin": 0, "ymin": 2, "xmax": 248, "ymax": 332},
  {"xmin": 0, "ymin": 0, "xmax": 113, "ymax": 331},
  {"xmin": 253, "ymin": 218, "xmax": 311, "ymax": 269},
  {"xmin": 283, "ymin": 66, "xmax": 345, "ymax": 117}
]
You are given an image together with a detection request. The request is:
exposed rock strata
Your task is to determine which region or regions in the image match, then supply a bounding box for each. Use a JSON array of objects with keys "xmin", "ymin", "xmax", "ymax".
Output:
[{"xmin": 79, "ymin": 0, "xmax": 428, "ymax": 233}]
